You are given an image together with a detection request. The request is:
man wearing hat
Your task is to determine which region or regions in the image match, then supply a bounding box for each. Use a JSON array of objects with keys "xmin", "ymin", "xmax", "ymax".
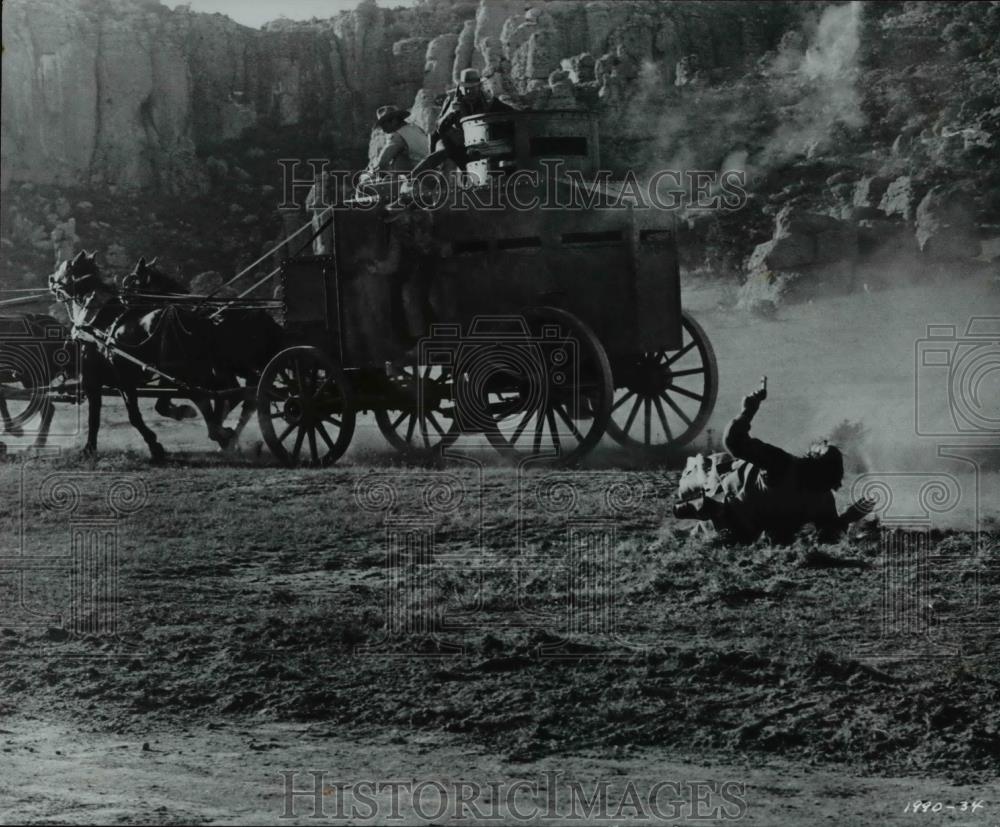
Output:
[
  {"xmin": 369, "ymin": 104, "xmax": 429, "ymax": 175},
  {"xmin": 432, "ymin": 68, "xmax": 513, "ymax": 167}
]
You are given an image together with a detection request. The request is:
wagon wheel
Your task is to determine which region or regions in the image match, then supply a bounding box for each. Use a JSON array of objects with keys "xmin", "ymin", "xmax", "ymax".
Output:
[
  {"xmin": 374, "ymin": 362, "xmax": 461, "ymax": 456},
  {"xmin": 472, "ymin": 307, "xmax": 613, "ymax": 467},
  {"xmin": 606, "ymin": 311, "xmax": 718, "ymax": 457},
  {"xmin": 0, "ymin": 346, "xmax": 62, "ymax": 435},
  {"xmin": 257, "ymin": 346, "xmax": 356, "ymax": 467}
]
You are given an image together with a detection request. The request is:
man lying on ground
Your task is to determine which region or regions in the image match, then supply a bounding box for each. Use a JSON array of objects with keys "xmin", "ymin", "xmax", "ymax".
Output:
[{"xmin": 674, "ymin": 379, "xmax": 873, "ymax": 544}]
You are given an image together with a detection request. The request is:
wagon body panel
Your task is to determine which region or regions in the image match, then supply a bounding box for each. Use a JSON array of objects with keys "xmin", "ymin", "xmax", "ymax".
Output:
[
  {"xmin": 280, "ymin": 196, "xmax": 682, "ymax": 367},
  {"xmin": 426, "ymin": 185, "xmax": 682, "ymax": 358}
]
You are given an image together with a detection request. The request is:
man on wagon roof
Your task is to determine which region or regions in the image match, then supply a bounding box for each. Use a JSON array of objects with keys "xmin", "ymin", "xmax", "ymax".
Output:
[
  {"xmin": 432, "ymin": 68, "xmax": 514, "ymax": 167},
  {"xmin": 368, "ymin": 105, "xmax": 429, "ymax": 175}
]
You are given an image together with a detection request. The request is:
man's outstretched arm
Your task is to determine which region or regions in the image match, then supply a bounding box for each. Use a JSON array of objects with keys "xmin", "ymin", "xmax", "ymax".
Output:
[{"xmin": 723, "ymin": 382, "xmax": 794, "ymax": 477}]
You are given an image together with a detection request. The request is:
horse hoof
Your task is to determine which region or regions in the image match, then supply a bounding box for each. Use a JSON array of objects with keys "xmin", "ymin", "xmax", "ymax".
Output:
[
  {"xmin": 149, "ymin": 444, "xmax": 167, "ymax": 463},
  {"xmin": 82, "ymin": 445, "xmax": 96, "ymax": 457}
]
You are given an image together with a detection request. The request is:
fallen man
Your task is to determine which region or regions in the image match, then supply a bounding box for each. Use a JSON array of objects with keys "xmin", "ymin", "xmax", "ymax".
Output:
[{"xmin": 674, "ymin": 378, "xmax": 873, "ymax": 544}]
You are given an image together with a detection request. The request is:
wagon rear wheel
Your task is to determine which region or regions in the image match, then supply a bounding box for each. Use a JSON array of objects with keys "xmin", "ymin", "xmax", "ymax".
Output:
[
  {"xmin": 257, "ymin": 346, "xmax": 355, "ymax": 467},
  {"xmin": 375, "ymin": 363, "xmax": 460, "ymax": 456},
  {"xmin": 473, "ymin": 307, "xmax": 613, "ymax": 467},
  {"xmin": 606, "ymin": 311, "xmax": 718, "ymax": 457}
]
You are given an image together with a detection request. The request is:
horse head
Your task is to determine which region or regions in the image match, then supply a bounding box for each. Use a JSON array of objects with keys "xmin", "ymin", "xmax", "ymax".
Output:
[
  {"xmin": 123, "ymin": 256, "xmax": 186, "ymax": 297},
  {"xmin": 49, "ymin": 250, "xmax": 103, "ymax": 302}
]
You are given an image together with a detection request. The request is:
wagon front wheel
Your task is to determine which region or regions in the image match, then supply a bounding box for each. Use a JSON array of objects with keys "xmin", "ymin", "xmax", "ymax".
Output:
[
  {"xmin": 257, "ymin": 346, "xmax": 356, "ymax": 467},
  {"xmin": 606, "ymin": 311, "xmax": 718, "ymax": 457}
]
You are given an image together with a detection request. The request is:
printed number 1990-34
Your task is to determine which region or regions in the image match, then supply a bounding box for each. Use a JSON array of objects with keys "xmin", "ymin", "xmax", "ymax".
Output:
[{"xmin": 903, "ymin": 800, "xmax": 985, "ymax": 814}]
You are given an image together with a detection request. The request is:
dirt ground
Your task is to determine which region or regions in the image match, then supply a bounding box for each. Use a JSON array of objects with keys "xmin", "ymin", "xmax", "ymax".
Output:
[{"xmin": 1, "ymin": 281, "xmax": 998, "ymax": 824}]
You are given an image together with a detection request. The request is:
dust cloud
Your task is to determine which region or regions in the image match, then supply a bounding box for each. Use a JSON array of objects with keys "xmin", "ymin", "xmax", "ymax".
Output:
[{"xmin": 687, "ymin": 272, "xmax": 999, "ymax": 530}]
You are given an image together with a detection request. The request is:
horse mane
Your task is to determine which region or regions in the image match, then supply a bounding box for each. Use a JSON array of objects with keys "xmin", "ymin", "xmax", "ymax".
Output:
[{"xmin": 130, "ymin": 259, "xmax": 188, "ymax": 295}]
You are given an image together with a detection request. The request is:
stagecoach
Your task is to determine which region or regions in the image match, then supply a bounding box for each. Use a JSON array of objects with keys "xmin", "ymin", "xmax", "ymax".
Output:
[{"xmin": 257, "ymin": 109, "xmax": 718, "ymax": 466}]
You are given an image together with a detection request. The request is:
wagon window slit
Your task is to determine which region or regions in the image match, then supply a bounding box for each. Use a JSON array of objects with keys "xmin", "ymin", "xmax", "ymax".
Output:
[
  {"xmin": 561, "ymin": 230, "xmax": 623, "ymax": 245},
  {"xmin": 497, "ymin": 237, "xmax": 542, "ymax": 251}
]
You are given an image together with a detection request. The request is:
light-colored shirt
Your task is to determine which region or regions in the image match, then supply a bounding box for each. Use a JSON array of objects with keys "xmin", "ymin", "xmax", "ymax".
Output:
[{"xmin": 374, "ymin": 122, "xmax": 429, "ymax": 172}]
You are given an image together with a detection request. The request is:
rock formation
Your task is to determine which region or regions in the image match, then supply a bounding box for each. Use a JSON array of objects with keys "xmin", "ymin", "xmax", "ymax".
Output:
[{"xmin": 1, "ymin": 0, "xmax": 997, "ymax": 299}]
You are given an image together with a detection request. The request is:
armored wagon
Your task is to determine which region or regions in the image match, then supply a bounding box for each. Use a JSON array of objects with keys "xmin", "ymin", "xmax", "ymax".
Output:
[{"xmin": 257, "ymin": 109, "xmax": 718, "ymax": 466}]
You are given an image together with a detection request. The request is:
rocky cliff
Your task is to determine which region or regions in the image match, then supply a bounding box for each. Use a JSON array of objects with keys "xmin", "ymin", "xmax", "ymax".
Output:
[
  {"xmin": 1, "ymin": 0, "xmax": 800, "ymax": 191},
  {"xmin": 1, "ymin": 0, "xmax": 998, "ymax": 293},
  {"xmin": 1, "ymin": 0, "xmax": 458, "ymax": 191}
]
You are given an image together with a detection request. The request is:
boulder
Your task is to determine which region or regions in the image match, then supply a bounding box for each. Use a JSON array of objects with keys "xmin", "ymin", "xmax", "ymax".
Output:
[
  {"xmin": 738, "ymin": 258, "xmax": 856, "ymax": 310},
  {"xmin": 562, "ymin": 52, "xmax": 596, "ymax": 84},
  {"xmin": 585, "ymin": 2, "xmax": 614, "ymax": 56},
  {"xmin": 766, "ymin": 206, "xmax": 859, "ymax": 266},
  {"xmin": 526, "ymin": 29, "xmax": 561, "ymax": 81},
  {"xmin": 748, "ymin": 235, "xmax": 815, "ymax": 271},
  {"xmin": 736, "ymin": 269, "xmax": 801, "ymax": 314},
  {"xmin": 424, "ymin": 34, "xmax": 459, "ymax": 93},
  {"xmin": 547, "ymin": 70, "xmax": 578, "ymax": 109},
  {"xmin": 914, "ymin": 186, "xmax": 981, "ymax": 261},
  {"xmin": 391, "ymin": 37, "xmax": 430, "ymax": 93},
  {"xmin": 852, "ymin": 176, "xmax": 891, "ymax": 209},
  {"xmin": 878, "ymin": 176, "xmax": 924, "ymax": 222},
  {"xmin": 775, "ymin": 205, "xmax": 843, "ymax": 237},
  {"xmin": 452, "ymin": 20, "xmax": 476, "ymax": 82},
  {"xmin": 474, "ymin": 0, "xmax": 519, "ymax": 53}
]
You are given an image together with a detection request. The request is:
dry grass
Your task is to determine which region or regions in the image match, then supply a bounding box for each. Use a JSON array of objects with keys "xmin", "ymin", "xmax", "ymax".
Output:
[{"xmin": 1, "ymin": 453, "xmax": 997, "ymax": 784}]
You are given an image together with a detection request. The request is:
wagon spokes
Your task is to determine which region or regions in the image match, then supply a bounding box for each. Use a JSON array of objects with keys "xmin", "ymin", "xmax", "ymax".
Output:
[
  {"xmin": 257, "ymin": 346, "xmax": 356, "ymax": 468},
  {"xmin": 606, "ymin": 312, "xmax": 718, "ymax": 456},
  {"xmin": 479, "ymin": 307, "xmax": 613, "ymax": 468},
  {"xmin": 374, "ymin": 360, "xmax": 460, "ymax": 457}
]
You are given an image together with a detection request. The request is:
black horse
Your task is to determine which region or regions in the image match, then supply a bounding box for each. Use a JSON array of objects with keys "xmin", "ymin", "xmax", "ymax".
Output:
[
  {"xmin": 49, "ymin": 251, "xmax": 237, "ymax": 460},
  {"xmin": 124, "ymin": 257, "xmax": 283, "ymax": 442},
  {"xmin": 0, "ymin": 313, "xmax": 77, "ymax": 447}
]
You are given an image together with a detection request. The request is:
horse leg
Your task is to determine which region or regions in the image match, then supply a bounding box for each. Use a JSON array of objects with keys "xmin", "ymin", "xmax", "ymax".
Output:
[
  {"xmin": 189, "ymin": 395, "xmax": 235, "ymax": 450},
  {"xmin": 121, "ymin": 388, "xmax": 166, "ymax": 462},
  {"xmin": 155, "ymin": 396, "xmax": 197, "ymax": 420},
  {"xmin": 0, "ymin": 392, "xmax": 24, "ymax": 437},
  {"xmin": 224, "ymin": 379, "xmax": 257, "ymax": 450},
  {"xmin": 232, "ymin": 395, "xmax": 256, "ymax": 442},
  {"xmin": 82, "ymin": 365, "xmax": 102, "ymax": 455},
  {"xmin": 211, "ymin": 370, "xmax": 244, "ymax": 450},
  {"xmin": 33, "ymin": 399, "xmax": 54, "ymax": 449}
]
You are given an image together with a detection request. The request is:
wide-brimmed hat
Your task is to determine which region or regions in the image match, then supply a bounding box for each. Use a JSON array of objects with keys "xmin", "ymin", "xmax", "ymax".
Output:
[
  {"xmin": 458, "ymin": 68, "xmax": 482, "ymax": 87},
  {"xmin": 376, "ymin": 104, "xmax": 410, "ymax": 128}
]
